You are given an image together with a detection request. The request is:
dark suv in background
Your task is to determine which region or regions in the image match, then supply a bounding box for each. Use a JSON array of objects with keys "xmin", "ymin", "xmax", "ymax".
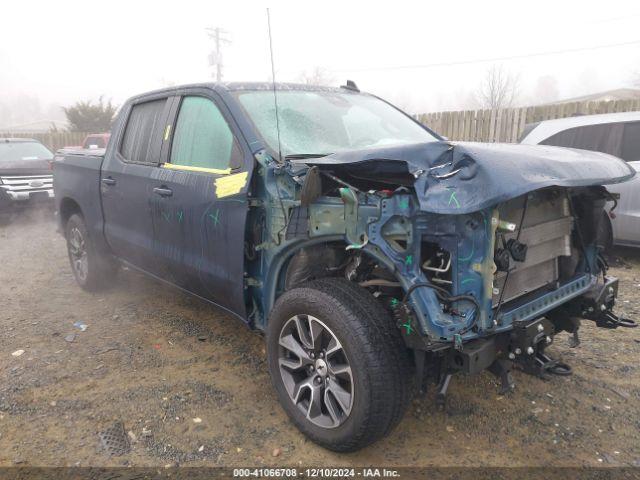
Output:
[{"xmin": 0, "ymin": 138, "xmax": 54, "ymax": 223}]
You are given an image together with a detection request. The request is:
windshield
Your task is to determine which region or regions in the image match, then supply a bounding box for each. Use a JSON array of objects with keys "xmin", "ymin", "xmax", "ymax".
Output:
[
  {"xmin": 0, "ymin": 142, "xmax": 53, "ymax": 162},
  {"xmin": 234, "ymin": 90, "xmax": 437, "ymax": 157}
]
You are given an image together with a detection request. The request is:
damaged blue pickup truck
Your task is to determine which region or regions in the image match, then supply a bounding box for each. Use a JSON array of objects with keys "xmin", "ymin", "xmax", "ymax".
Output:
[{"xmin": 54, "ymin": 82, "xmax": 637, "ymax": 451}]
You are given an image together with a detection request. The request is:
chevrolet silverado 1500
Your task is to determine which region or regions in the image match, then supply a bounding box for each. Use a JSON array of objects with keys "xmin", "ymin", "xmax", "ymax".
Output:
[{"xmin": 54, "ymin": 82, "xmax": 636, "ymax": 451}]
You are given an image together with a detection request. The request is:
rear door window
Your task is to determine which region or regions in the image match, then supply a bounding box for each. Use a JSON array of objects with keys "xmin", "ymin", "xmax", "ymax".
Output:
[
  {"xmin": 169, "ymin": 96, "xmax": 241, "ymax": 173},
  {"xmin": 621, "ymin": 122, "xmax": 640, "ymax": 162},
  {"xmin": 541, "ymin": 123, "xmax": 624, "ymax": 157},
  {"xmin": 120, "ymin": 99, "xmax": 167, "ymax": 164}
]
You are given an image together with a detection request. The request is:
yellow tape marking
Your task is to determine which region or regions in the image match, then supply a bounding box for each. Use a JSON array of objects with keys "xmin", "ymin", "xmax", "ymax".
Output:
[
  {"xmin": 162, "ymin": 163, "xmax": 231, "ymax": 175},
  {"xmin": 215, "ymin": 171, "xmax": 248, "ymax": 198}
]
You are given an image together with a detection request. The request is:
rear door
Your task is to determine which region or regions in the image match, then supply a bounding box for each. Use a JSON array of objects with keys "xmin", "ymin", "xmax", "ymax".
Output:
[
  {"xmin": 149, "ymin": 90, "xmax": 252, "ymax": 318},
  {"xmin": 101, "ymin": 96, "xmax": 173, "ymax": 274}
]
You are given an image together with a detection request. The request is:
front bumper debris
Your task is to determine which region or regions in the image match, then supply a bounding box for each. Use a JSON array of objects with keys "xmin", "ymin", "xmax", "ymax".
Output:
[
  {"xmin": 582, "ymin": 276, "xmax": 637, "ymax": 329},
  {"xmin": 407, "ymin": 274, "xmax": 636, "ymax": 406}
]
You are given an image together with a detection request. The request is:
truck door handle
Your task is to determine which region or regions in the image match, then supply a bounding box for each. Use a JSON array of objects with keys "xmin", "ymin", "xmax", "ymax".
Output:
[
  {"xmin": 101, "ymin": 177, "xmax": 116, "ymax": 186},
  {"xmin": 153, "ymin": 186, "xmax": 173, "ymax": 197}
]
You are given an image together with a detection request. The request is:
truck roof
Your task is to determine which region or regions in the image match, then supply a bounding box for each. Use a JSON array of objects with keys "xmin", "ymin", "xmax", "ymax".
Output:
[{"xmin": 128, "ymin": 82, "xmax": 361, "ymax": 103}]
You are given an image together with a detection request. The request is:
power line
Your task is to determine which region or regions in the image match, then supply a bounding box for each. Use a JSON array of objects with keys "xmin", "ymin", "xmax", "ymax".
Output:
[
  {"xmin": 332, "ymin": 39, "xmax": 640, "ymax": 73},
  {"xmin": 591, "ymin": 13, "xmax": 640, "ymax": 24}
]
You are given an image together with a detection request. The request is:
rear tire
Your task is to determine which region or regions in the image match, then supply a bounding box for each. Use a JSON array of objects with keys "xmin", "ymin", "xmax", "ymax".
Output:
[
  {"xmin": 266, "ymin": 278, "xmax": 410, "ymax": 452},
  {"xmin": 65, "ymin": 214, "xmax": 116, "ymax": 291}
]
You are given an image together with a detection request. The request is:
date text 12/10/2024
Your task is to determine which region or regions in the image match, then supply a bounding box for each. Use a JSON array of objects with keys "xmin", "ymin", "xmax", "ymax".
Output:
[{"xmin": 233, "ymin": 468, "xmax": 401, "ymax": 478}]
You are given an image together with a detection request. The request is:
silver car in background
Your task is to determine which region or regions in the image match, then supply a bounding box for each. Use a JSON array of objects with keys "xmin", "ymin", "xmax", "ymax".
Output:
[{"xmin": 520, "ymin": 111, "xmax": 640, "ymax": 248}]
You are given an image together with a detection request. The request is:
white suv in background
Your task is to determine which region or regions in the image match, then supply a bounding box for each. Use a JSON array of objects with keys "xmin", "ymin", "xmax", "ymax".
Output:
[{"xmin": 520, "ymin": 111, "xmax": 640, "ymax": 248}]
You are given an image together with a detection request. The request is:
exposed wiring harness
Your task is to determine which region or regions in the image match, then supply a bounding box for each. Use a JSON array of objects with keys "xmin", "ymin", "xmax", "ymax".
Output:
[
  {"xmin": 597, "ymin": 252, "xmax": 609, "ymax": 283},
  {"xmin": 565, "ymin": 191, "xmax": 591, "ymax": 274},
  {"xmin": 273, "ymin": 174, "xmax": 290, "ymax": 245},
  {"xmin": 604, "ymin": 189, "xmax": 618, "ymax": 215},
  {"xmin": 494, "ymin": 194, "xmax": 529, "ymax": 323},
  {"xmin": 402, "ymin": 282, "xmax": 481, "ymax": 335}
]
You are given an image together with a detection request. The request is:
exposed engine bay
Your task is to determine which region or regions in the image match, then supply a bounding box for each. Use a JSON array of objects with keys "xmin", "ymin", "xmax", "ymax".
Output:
[{"xmin": 245, "ymin": 141, "xmax": 637, "ymax": 402}]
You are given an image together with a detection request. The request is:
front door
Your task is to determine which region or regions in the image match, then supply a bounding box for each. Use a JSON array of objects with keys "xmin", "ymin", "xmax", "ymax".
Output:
[{"xmin": 149, "ymin": 92, "xmax": 252, "ymax": 319}]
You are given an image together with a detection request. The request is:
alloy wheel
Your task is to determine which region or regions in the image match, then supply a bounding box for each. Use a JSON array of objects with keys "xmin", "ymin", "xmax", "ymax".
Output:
[
  {"xmin": 278, "ymin": 314, "xmax": 354, "ymax": 429},
  {"xmin": 68, "ymin": 227, "xmax": 88, "ymax": 282}
]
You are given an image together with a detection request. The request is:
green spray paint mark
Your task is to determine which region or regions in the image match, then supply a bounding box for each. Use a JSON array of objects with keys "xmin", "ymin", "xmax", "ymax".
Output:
[
  {"xmin": 459, "ymin": 239, "xmax": 474, "ymax": 263},
  {"xmin": 402, "ymin": 321, "xmax": 414, "ymax": 335},
  {"xmin": 161, "ymin": 211, "xmax": 172, "ymax": 223},
  {"xmin": 390, "ymin": 298, "xmax": 399, "ymax": 306},
  {"xmin": 405, "ymin": 255, "xmax": 413, "ymax": 266},
  {"xmin": 461, "ymin": 277, "xmax": 476, "ymax": 286},
  {"xmin": 177, "ymin": 211, "xmax": 184, "ymax": 223},
  {"xmin": 448, "ymin": 189, "xmax": 460, "ymax": 209},
  {"xmin": 208, "ymin": 209, "xmax": 220, "ymax": 227},
  {"xmin": 399, "ymin": 198, "xmax": 409, "ymax": 209}
]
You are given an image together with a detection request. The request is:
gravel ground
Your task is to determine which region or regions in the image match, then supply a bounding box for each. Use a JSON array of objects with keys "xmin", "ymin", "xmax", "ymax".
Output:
[{"xmin": 0, "ymin": 211, "xmax": 639, "ymax": 468}]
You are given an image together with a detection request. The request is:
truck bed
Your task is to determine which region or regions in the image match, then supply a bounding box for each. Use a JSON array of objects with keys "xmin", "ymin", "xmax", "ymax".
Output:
[{"xmin": 53, "ymin": 150, "xmax": 106, "ymax": 246}]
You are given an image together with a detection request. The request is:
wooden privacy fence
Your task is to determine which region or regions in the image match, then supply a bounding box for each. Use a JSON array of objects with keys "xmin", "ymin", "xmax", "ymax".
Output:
[
  {"xmin": 417, "ymin": 99, "xmax": 640, "ymax": 143},
  {"xmin": 0, "ymin": 131, "xmax": 90, "ymax": 152}
]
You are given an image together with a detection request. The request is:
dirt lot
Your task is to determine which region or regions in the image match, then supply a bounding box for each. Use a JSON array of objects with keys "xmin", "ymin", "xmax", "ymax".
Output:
[{"xmin": 0, "ymin": 211, "xmax": 639, "ymax": 468}]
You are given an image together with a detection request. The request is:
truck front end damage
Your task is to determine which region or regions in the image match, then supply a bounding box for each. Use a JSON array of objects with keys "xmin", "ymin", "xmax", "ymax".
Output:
[{"xmin": 248, "ymin": 140, "xmax": 637, "ymax": 401}]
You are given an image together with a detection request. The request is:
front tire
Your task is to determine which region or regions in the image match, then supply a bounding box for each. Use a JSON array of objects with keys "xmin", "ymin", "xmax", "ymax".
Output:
[
  {"xmin": 266, "ymin": 278, "xmax": 410, "ymax": 452},
  {"xmin": 65, "ymin": 214, "xmax": 116, "ymax": 291}
]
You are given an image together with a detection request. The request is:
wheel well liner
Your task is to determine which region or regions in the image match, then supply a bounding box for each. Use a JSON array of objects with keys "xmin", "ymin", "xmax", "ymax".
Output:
[
  {"xmin": 59, "ymin": 197, "xmax": 82, "ymax": 225},
  {"xmin": 263, "ymin": 238, "xmax": 402, "ymax": 329}
]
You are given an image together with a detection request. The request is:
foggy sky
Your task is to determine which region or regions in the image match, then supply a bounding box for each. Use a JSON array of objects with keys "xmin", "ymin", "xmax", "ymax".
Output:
[{"xmin": 1, "ymin": 0, "xmax": 639, "ymax": 127}]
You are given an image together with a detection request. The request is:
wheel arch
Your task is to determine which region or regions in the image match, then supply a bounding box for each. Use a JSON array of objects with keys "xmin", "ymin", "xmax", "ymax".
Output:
[
  {"xmin": 261, "ymin": 236, "xmax": 402, "ymax": 329},
  {"xmin": 59, "ymin": 197, "xmax": 83, "ymax": 227}
]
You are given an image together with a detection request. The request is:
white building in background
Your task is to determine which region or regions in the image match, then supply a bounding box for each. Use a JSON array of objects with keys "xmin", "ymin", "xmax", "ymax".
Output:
[{"xmin": 0, "ymin": 119, "xmax": 69, "ymax": 133}]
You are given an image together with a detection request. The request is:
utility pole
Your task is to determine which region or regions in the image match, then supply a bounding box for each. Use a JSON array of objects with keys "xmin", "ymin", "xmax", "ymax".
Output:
[{"xmin": 205, "ymin": 27, "xmax": 231, "ymax": 82}]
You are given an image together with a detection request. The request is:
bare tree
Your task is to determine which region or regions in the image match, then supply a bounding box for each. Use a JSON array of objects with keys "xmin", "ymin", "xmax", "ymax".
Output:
[
  {"xmin": 476, "ymin": 65, "xmax": 520, "ymax": 109},
  {"xmin": 298, "ymin": 67, "xmax": 334, "ymax": 86}
]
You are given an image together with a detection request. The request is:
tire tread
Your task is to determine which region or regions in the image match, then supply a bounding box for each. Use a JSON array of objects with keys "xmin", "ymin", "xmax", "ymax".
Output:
[{"xmin": 267, "ymin": 278, "xmax": 410, "ymax": 452}]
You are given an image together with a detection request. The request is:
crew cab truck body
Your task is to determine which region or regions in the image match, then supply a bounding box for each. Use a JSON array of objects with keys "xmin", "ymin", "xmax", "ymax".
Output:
[{"xmin": 54, "ymin": 82, "xmax": 636, "ymax": 451}]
